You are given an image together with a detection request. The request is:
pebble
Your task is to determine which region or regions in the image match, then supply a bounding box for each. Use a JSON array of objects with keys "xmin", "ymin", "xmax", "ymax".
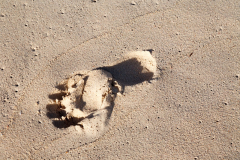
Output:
[
  {"xmin": 31, "ymin": 45, "xmax": 38, "ymax": 51},
  {"xmin": 0, "ymin": 13, "xmax": 5, "ymax": 17},
  {"xmin": 60, "ymin": 9, "xmax": 65, "ymax": 14},
  {"xmin": 131, "ymin": 1, "xmax": 136, "ymax": 5},
  {"xmin": 31, "ymin": 47, "xmax": 36, "ymax": 51},
  {"xmin": 38, "ymin": 109, "xmax": 42, "ymax": 116}
]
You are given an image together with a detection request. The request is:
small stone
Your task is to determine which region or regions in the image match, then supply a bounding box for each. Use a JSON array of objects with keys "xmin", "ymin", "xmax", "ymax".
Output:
[
  {"xmin": 30, "ymin": 45, "xmax": 39, "ymax": 51},
  {"xmin": 131, "ymin": 1, "xmax": 136, "ymax": 5},
  {"xmin": 38, "ymin": 120, "xmax": 42, "ymax": 124},
  {"xmin": 92, "ymin": 0, "xmax": 97, "ymax": 2},
  {"xmin": 37, "ymin": 109, "xmax": 41, "ymax": 114},
  {"xmin": 31, "ymin": 47, "xmax": 36, "ymax": 51},
  {"xmin": 0, "ymin": 13, "xmax": 5, "ymax": 17},
  {"xmin": 60, "ymin": 9, "xmax": 65, "ymax": 14}
]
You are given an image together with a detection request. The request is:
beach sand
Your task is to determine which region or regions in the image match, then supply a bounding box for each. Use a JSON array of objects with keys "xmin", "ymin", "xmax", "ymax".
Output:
[{"xmin": 0, "ymin": 0, "xmax": 240, "ymax": 159}]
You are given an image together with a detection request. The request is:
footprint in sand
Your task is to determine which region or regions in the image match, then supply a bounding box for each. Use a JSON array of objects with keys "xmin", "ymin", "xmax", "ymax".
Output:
[{"xmin": 47, "ymin": 51, "xmax": 156, "ymax": 137}]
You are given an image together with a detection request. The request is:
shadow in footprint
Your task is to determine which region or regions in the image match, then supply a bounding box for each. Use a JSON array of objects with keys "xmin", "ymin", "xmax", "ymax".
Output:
[
  {"xmin": 52, "ymin": 120, "xmax": 71, "ymax": 128},
  {"xmin": 97, "ymin": 58, "xmax": 154, "ymax": 86},
  {"xmin": 47, "ymin": 94, "xmax": 115, "ymax": 128},
  {"xmin": 48, "ymin": 92, "xmax": 67, "ymax": 100}
]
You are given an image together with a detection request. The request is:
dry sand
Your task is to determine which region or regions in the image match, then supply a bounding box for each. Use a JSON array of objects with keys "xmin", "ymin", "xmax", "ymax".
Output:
[{"xmin": 0, "ymin": 0, "xmax": 240, "ymax": 159}]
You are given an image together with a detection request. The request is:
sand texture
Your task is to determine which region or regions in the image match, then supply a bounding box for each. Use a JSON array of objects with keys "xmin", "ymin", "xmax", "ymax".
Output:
[{"xmin": 0, "ymin": 0, "xmax": 240, "ymax": 159}]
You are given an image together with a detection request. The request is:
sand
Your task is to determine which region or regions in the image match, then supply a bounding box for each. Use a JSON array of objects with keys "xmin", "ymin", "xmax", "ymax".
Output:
[{"xmin": 0, "ymin": 0, "xmax": 240, "ymax": 159}]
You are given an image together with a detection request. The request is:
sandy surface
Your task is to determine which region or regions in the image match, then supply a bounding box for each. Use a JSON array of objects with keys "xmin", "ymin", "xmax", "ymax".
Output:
[{"xmin": 0, "ymin": 0, "xmax": 240, "ymax": 159}]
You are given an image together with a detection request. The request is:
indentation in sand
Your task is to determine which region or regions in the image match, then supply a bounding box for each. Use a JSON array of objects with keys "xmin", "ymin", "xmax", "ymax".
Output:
[
  {"xmin": 47, "ymin": 70, "xmax": 120, "ymax": 131},
  {"xmin": 47, "ymin": 51, "xmax": 156, "ymax": 136}
]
